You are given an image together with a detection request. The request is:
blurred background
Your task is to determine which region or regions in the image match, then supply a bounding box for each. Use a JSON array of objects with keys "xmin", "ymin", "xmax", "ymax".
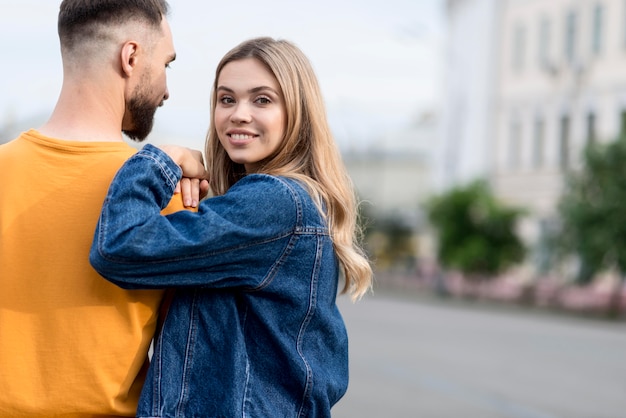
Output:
[{"xmin": 2, "ymin": 0, "xmax": 625, "ymax": 416}]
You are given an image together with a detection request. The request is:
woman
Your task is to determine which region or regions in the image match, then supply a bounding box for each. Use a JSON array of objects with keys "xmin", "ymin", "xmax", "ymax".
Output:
[{"xmin": 90, "ymin": 36, "xmax": 372, "ymax": 417}]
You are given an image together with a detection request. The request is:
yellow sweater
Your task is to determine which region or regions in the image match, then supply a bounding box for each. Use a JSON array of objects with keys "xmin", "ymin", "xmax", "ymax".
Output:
[{"xmin": 0, "ymin": 130, "xmax": 186, "ymax": 417}]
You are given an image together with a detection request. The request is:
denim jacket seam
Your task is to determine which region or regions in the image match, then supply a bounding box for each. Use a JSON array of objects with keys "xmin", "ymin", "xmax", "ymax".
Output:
[
  {"xmin": 175, "ymin": 292, "xmax": 199, "ymax": 417},
  {"xmin": 274, "ymin": 176, "xmax": 330, "ymax": 237},
  {"xmin": 151, "ymin": 332, "xmax": 163, "ymax": 416},
  {"xmin": 294, "ymin": 226, "xmax": 329, "ymax": 236},
  {"xmin": 250, "ymin": 179, "xmax": 328, "ymax": 292},
  {"xmin": 137, "ymin": 147, "xmax": 182, "ymax": 191},
  {"xmin": 295, "ymin": 235, "xmax": 322, "ymax": 417},
  {"xmin": 251, "ymin": 232, "xmax": 299, "ymax": 291},
  {"xmin": 250, "ymin": 187, "xmax": 318, "ymax": 291},
  {"xmin": 94, "ymin": 230, "xmax": 296, "ymax": 266},
  {"xmin": 241, "ymin": 307, "xmax": 251, "ymax": 418}
]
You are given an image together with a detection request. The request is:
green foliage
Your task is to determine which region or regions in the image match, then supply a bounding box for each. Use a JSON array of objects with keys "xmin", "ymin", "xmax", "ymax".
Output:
[
  {"xmin": 557, "ymin": 136, "xmax": 626, "ymax": 283},
  {"xmin": 426, "ymin": 180, "xmax": 526, "ymax": 278}
]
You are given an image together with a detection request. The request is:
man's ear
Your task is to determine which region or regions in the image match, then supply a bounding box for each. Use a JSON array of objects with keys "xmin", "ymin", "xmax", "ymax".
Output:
[{"xmin": 120, "ymin": 41, "xmax": 139, "ymax": 77}]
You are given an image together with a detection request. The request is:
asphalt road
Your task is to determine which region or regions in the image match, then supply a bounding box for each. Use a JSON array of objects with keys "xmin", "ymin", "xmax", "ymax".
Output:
[{"xmin": 331, "ymin": 291, "xmax": 626, "ymax": 418}]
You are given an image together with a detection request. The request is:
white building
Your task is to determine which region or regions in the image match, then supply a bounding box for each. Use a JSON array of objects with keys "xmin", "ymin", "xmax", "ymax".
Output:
[
  {"xmin": 442, "ymin": 0, "xmax": 626, "ymax": 276},
  {"xmin": 493, "ymin": 0, "xmax": 626, "ymax": 272},
  {"xmin": 438, "ymin": 0, "xmax": 500, "ymax": 189}
]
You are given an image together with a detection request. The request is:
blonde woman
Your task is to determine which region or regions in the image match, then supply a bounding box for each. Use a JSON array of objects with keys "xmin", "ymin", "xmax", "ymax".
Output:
[{"xmin": 90, "ymin": 36, "xmax": 372, "ymax": 417}]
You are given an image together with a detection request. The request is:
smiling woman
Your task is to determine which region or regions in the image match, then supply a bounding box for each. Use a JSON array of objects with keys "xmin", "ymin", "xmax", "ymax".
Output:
[{"xmin": 89, "ymin": 36, "xmax": 374, "ymax": 417}]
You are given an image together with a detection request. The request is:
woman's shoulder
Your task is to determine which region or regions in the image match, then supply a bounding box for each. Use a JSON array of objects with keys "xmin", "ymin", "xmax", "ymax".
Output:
[
  {"xmin": 230, "ymin": 174, "xmax": 324, "ymax": 225},
  {"xmin": 233, "ymin": 174, "xmax": 309, "ymax": 202}
]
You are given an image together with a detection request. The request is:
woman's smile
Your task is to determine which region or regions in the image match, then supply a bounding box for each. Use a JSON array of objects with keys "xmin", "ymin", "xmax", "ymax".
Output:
[{"xmin": 227, "ymin": 131, "xmax": 258, "ymax": 145}]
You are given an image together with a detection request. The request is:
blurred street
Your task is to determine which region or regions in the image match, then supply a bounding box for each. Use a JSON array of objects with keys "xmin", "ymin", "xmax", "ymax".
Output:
[{"xmin": 332, "ymin": 291, "xmax": 626, "ymax": 418}]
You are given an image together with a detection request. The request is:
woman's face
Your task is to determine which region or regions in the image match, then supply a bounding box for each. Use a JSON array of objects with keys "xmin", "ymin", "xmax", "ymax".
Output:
[{"xmin": 214, "ymin": 57, "xmax": 286, "ymax": 172}]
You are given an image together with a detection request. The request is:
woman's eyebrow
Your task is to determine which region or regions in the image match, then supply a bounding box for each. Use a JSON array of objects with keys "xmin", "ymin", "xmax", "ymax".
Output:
[{"xmin": 216, "ymin": 85, "xmax": 279, "ymax": 95}]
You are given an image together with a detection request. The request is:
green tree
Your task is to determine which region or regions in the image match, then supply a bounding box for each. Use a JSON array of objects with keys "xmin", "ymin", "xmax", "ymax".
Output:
[
  {"xmin": 426, "ymin": 180, "xmax": 526, "ymax": 281},
  {"xmin": 557, "ymin": 137, "xmax": 626, "ymax": 317}
]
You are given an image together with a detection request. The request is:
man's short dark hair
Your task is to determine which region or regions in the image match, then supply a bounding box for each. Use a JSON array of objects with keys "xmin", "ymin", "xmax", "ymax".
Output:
[{"xmin": 58, "ymin": 0, "xmax": 170, "ymax": 50}]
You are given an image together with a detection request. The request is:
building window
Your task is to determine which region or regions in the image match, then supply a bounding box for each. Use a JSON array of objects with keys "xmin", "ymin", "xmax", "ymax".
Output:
[
  {"xmin": 533, "ymin": 117, "xmax": 545, "ymax": 168},
  {"xmin": 539, "ymin": 17, "xmax": 551, "ymax": 68},
  {"xmin": 559, "ymin": 115, "xmax": 570, "ymax": 171},
  {"xmin": 565, "ymin": 10, "xmax": 578, "ymax": 64},
  {"xmin": 512, "ymin": 23, "xmax": 526, "ymax": 71},
  {"xmin": 592, "ymin": 4, "xmax": 604, "ymax": 55},
  {"xmin": 586, "ymin": 112, "xmax": 596, "ymax": 145},
  {"xmin": 509, "ymin": 120, "xmax": 522, "ymax": 169}
]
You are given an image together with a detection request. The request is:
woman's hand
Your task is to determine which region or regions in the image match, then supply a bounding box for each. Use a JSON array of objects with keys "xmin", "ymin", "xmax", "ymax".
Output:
[
  {"xmin": 159, "ymin": 145, "xmax": 210, "ymax": 207},
  {"xmin": 176, "ymin": 177, "xmax": 210, "ymax": 207}
]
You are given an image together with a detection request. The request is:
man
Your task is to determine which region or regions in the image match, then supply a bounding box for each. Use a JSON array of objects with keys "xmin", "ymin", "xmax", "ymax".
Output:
[{"xmin": 0, "ymin": 1, "xmax": 206, "ymax": 416}]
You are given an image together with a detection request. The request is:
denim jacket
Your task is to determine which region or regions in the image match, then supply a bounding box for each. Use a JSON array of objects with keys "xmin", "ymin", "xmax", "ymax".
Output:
[{"xmin": 90, "ymin": 145, "xmax": 349, "ymax": 418}]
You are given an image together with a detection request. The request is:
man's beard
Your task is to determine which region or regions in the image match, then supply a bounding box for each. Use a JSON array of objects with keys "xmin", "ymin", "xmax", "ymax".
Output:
[{"xmin": 123, "ymin": 89, "xmax": 159, "ymax": 142}]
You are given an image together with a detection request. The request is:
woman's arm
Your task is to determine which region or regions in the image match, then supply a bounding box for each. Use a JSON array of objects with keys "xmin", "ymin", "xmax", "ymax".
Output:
[{"xmin": 90, "ymin": 144, "xmax": 298, "ymax": 290}]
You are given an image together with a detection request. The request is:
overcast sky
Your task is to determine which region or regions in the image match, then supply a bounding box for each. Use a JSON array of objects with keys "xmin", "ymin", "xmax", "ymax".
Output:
[{"xmin": 0, "ymin": 0, "xmax": 444, "ymax": 150}]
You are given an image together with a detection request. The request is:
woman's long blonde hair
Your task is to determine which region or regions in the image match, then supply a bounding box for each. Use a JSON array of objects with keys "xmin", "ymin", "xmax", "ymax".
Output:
[{"xmin": 205, "ymin": 37, "xmax": 372, "ymax": 300}]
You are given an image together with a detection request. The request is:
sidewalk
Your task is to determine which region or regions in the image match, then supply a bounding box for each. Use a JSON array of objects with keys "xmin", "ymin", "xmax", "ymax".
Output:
[{"xmin": 374, "ymin": 270, "xmax": 626, "ymax": 320}]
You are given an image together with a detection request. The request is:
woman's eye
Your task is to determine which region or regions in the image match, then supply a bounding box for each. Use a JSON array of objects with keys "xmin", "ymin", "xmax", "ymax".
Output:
[
  {"xmin": 219, "ymin": 96, "xmax": 235, "ymax": 104},
  {"xmin": 255, "ymin": 96, "xmax": 271, "ymax": 105}
]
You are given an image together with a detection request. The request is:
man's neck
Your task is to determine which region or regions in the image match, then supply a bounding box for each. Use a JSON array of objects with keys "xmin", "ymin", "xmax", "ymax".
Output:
[{"xmin": 39, "ymin": 78, "xmax": 126, "ymax": 142}]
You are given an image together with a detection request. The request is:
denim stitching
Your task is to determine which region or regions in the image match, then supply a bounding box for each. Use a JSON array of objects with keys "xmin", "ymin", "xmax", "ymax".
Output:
[
  {"xmin": 241, "ymin": 306, "xmax": 250, "ymax": 418},
  {"xmin": 296, "ymin": 235, "xmax": 321, "ymax": 417},
  {"xmin": 253, "ymin": 176, "xmax": 301, "ymax": 292},
  {"xmin": 174, "ymin": 291, "xmax": 198, "ymax": 417},
  {"xmin": 152, "ymin": 330, "xmax": 163, "ymax": 416},
  {"xmin": 139, "ymin": 145, "xmax": 182, "ymax": 189}
]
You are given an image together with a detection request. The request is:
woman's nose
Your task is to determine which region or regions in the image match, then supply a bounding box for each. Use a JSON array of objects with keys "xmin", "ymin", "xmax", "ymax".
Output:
[{"xmin": 230, "ymin": 103, "xmax": 252, "ymax": 123}]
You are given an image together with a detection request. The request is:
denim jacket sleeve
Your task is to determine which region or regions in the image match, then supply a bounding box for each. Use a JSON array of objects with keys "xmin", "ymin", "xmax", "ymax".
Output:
[{"xmin": 89, "ymin": 144, "xmax": 303, "ymax": 290}]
